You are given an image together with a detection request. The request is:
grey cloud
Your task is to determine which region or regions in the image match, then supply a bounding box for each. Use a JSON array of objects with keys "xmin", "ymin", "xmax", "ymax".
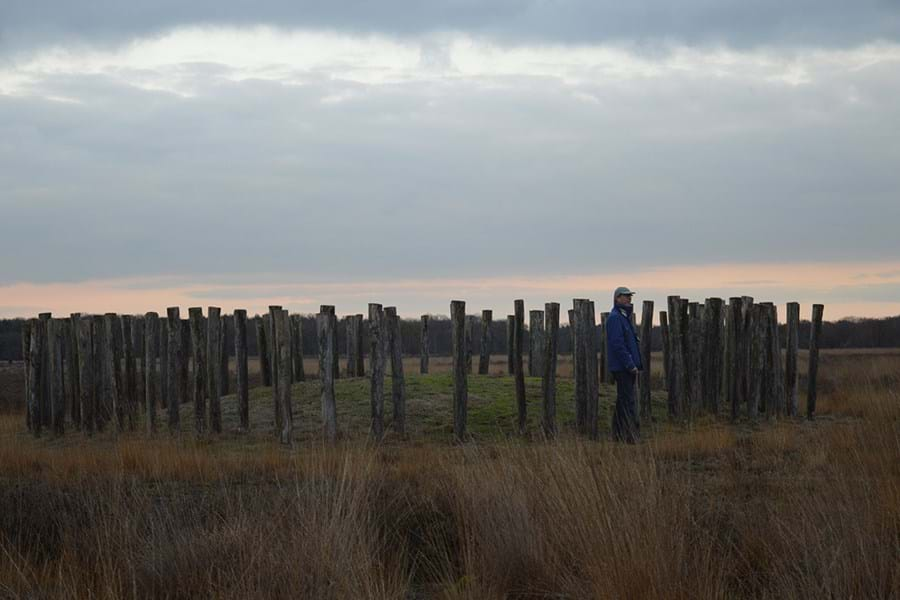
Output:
[
  {"xmin": 1, "ymin": 56, "xmax": 899, "ymax": 287},
  {"xmin": 2, "ymin": 0, "xmax": 900, "ymax": 55}
]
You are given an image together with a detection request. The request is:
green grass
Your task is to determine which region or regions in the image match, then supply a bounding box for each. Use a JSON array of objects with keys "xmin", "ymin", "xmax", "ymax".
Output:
[{"xmin": 175, "ymin": 372, "xmax": 670, "ymax": 444}]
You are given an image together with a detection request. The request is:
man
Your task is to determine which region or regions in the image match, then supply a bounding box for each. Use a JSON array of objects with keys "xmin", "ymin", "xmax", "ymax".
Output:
[{"xmin": 607, "ymin": 286, "xmax": 642, "ymax": 443}]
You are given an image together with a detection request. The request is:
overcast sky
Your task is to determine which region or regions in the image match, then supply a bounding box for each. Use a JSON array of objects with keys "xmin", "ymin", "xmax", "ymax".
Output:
[{"xmin": 1, "ymin": 1, "xmax": 899, "ymax": 319}]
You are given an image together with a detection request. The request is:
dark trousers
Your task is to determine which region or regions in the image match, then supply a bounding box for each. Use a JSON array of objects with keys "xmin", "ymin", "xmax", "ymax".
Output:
[{"xmin": 611, "ymin": 371, "xmax": 639, "ymax": 443}]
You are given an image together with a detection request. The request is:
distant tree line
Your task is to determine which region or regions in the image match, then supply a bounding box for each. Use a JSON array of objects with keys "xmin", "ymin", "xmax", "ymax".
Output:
[{"xmin": 2, "ymin": 313, "xmax": 899, "ymax": 362}]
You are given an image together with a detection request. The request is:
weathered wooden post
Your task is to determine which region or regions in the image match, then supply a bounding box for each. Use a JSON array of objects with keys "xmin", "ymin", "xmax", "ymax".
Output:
[
  {"xmin": 354, "ymin": 314, "xmax": 365, "ymax": 376},
  {"xmin": 748, "ymin": 304, "xmax": 764, "ymax": 421},
  {"xmin": 762, "ymin": 303, "xmax": 784, "ymax": 419},
  {"xmin": 420, "ymin": 315, "xmax": 430, "ymax": 374},
  {"xmin": 189, "ymin": 308, "xmax": 207, "ymax": 434},
  {"xmin": 179, "ymin": 318, "xmax": 190, "ymax": 407},
  {"xmin": 143, "ymin": 312, "xmax": 159, "ymax": 434},
  {"xmin": 478, "ymin": 310, "xmax": 493, "ymax": 375},
  {"xmin": 344, "ymin": 316, "xmax": 354, "ymax": 377},
  {"xmin": 583, "ymin": 301, "xmax": 599, "ymax": 440},
  {"xmin": 268, "ymin": 306, "xmax": 282, "ymax": 426},
  {"xmin": 319, "ymin": 305, "xmax": 340, "ymax": 381},
  {"xmin": 701, "ymin": 298, "xmax": 724, "ymax": 415},
  {"xmin": 317, "ymin": 310, "xmax": 337, "ymax": 442},
  {"xmin": 132, "ymin": 316, "xmax": 144, "ymax": 410},
  {"xmin": 465, "ymin": 315, "xmax": 474, "ymax": 374},
  {"xmin": 451, "ymin": 300, "xmax": 468, "ymax": 442},
  {"xmin": 73, "ymin": 316, "xmax": 92, "ymax": 436},
  {"xmin": 513, "ymin": 299, "xmax": 527, "ymax": 434},
  {"xmin": 639, "ymin": 301, "xmax": 654, "ymax": 423},
  {"xmin": 27, "ymin": 319, "xmax": 44, "ymax": 436},
  {"xmin": 506, "ymin": 315, "xmax": 515, "ymax": 375},
  {"xmin": 220, "ymin": 317, "xmax": 229, "ymax": 396},
  {"xmin": 234, "ymin": 310, "xmax": 250, "ymax": 431},
  {"xmin": 687, "ymin": 303, "xmax": 703, "ymax": 418},
  {"xmin": 385, "ymin": 307, "xmax": 406, "ymax": 436},
  {"xmin": 159, "ymin": 317, "xmax": 169, "ymax": 410},
  {"xmin": 22, "ymin": 320, "xmax": 32, "ymax": 431},
  {"xmin": 206, "ymin": 307, "xmax": 222, "ymax": 434},
  {"xmin": 571, "ymin": 304, "xmax": 585, "ymax": 433},
  {"xmin": 368, "ymin": 303, "xmax": 386, "ymax": 441},
  {"xmin": 166, "ymin": 308, "xmax": 181, "ymax": 431},
  {"xmin": 598, "ymin": 311, "xmax": 609, "ymax": 385},
  {"xmin": 785, "ymin": 302, "xmax": 800, "ymax": 417},
  {"xmin": 91, "ymin": 315, "xmax": 107, "ymax": 428},
  {"xmin": 290, "ymin": 314, "xmax": 305, "ymax": 383},
  {"xmin": 659, "ymin": 310, "xmax": 670, "ymax": 393},
  {"xmin": 38, "ymin": 313, "xmax": 52, "ymax": 429},
  {"xmin": 528, "ymin": 309, "xmax": 544, "ymax": 377},
  {"xmin": 726, "ymin": 297, "xmax": 743, "ymax": 421},
  {"xmin": 256, "ymin": 316, "xmax": 272, "ymax": 387},
  {"xmin": 542, "ymin": 302, "xmax": 559, "ymax": 438},
  {"xmin": 100, "ymin": 314, "xmax": 119, "ymax": 431},
  {"xmin": 67, "ymin": 314, "xmax": 81, "ymax": 429},
  {"xmin": 739, "ymin": 296, "xmax": 755, "ymax": 415},
  {"xmin": 807, "ymin": 304, "xmax": 824, "ymax": 420},
  {"xmin": 271, "ymin": 308, "xmax": 292, "ymax": 444},
  {"xmin": 666, "ymin": 297, "xmax": 686, "ymax": 419},
  {"xmin": 122, "ymin": 315, "xmax": 138, "ymax": 430},
  {"xmin": 722, "ymin": 303, "xmax": 733, "ymax": 414},
  {"xmin": 47, "ymin": 318, "xmax": 65, "ymax": 435}
]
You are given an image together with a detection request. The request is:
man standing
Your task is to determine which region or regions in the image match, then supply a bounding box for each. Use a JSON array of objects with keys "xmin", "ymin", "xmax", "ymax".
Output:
[{"xmin": 607, "ymin": 286, "xmax": 642, "ymax": 443}]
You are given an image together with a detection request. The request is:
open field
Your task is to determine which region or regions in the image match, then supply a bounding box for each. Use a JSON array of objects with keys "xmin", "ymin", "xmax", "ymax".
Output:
[{"xmin": 0, "ymin": 349, "xmax": 898, "ymax": 598}]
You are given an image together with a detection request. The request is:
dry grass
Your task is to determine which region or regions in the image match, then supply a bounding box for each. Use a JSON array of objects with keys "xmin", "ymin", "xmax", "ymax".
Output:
[{"xmin": 0, "ymin": 351, "xmax": 898, "ymax": 598}]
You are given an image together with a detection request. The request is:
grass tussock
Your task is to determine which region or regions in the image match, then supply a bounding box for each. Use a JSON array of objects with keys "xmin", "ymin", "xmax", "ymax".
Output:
[{"xmin": 0, "ymin": 352, "xmax": 898, "ymax": 598}]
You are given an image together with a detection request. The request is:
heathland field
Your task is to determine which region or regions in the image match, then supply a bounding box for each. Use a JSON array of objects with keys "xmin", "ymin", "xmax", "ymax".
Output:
[{"xmin": 0, "ymin": 350, "xmax": 898, "ymax": 598}]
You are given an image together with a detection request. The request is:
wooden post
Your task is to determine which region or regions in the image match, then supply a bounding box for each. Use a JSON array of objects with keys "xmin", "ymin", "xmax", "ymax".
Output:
[
  {"xmin": 598, "ymin": 311, "xmax": 609, "ymax": 385},
  {"xmin": 100, "ymin": 314, "xmax": 119, "ymax": 432},
  {"xmin": 166, "ymin": 308, "xmax": 181, "ymax": 431},
  {"xmin": 319, "ymin": 305, "xmax": 339, "ymax": 381},
  {"xmin": 701, "ymin": 298, "xmax": 724, "ymax": 415},
  {"xmin": 748, "ymin": 304, "xmax": 764, "ymax": 421},
  {"xmin": 528, "ymin": 309, "xmax": 544, "ymax": 377},
  {"xmin": 420, "ymin": 315, "xmax": 430, "ymax": 374},
  {"xmin": 67, "ymin": 314, "xmax": 81, "ymax": 429},
  {"xmin": 465, "ymin": 315, "xmax": 474, "ymax": 374},
  {"xmin": 143, "ymin": 312, "xmax": 159, "ymax": 434},
  {"xmin": 513, "ymin": 299, "xmax": 526, "ymax": 435},
  {"xmin": 659, "ymin": 310, "xmax": 670, "ymax": 394},
  {"xmin": 739, "ymin": 297, "xmax": 755, "ymax": 415},
  {"xmin": 478, "ymin": 310, "xmax": 493, "ymax": 375},
  {"xmin": 27, "ymin": 319, "xmax": 44, "ymax": 437},
  {"xmin": 189, "ymin": 308, "xmax": 207, "ymax": 434},
  {"xmin": 583, "ymin": 301, "xmax": 599, "ymax": 440},
  {"xmin": 159, "ymin": 317, "xmax": 169, "ymax": 411},
  {"xmin": 179, "ymin": 318, "xmax": 190, "ymax": 408},
  {"xmin": 121, "ymin": 315, "xmax": 138, "ymax": 430},
  {"xmin": 288, "ymin": 314, "xmax": 304, "ymax": 383},
  {"xmin": 47, "ymin": 318, "xmax": 65, "ymax": 435},
  {"xmin": 354, "ymin": 314, "xmax": 365, "ymax": 376},
  {"xmin": 571, "ymin": 303, "xmax": 585, "ymax": 433},
  {"xmin": 384, "ymin": 307, "xmax": 406, "ymax": 436},
  {"xmin": 665, "ymin": 297, "xmax": 685, "ymax": 419},
  {"xmin": 807, "ymin": 304, "xmax": 824, "ymax": 420},
  {"xmin": 257, "ymin": 316, "xmax": 272, "ymax": 387},
  {"xmin": 38, "ymin": 313, "xmax": 51, "ymax": 429},
  {"xmin": 268, "ymin": 306, "xmax": 282, "ymax": 428},
  {"xmin": 542, "ymin": 303, "xmax": 559, "ymax": 438},
  {"xmin": 73, "ymin": 316, "xmax": 92, "ymax": 436},
  {"xmin": 722, "ymin": 302, "xmax": 733, "ymax": 416},
  {"xmin": 368, "ymin": 303, "xmax": 386, "ymax": 441},
  {"xmin": 91, "ymin": 315, "xmax": 107, "ymax": 428},
  {"xmin": 206, "ymin": 307, "xmax": 222, "ymax": 434},
  {"xmin": 272, "ymin": 308, "xmax": 292, "ymax": 444},
  {"xmin": 506, "ymin": 315, "xmax": 515, "ymax": 375},
  {"xmin": 688, "ymin": 303, "xmax": 703, "ymax": 418},
  {"xmin": 220, "ymin": 316, "xmax": 229, "ymax": 396},
  {"xmin": 785, "ymin": 302, "xmax": 800, "ymax": 417},
  {"xmin": 234, "ymin": 310, "xmax": 250, "ymax": 431},
  {"xmin": 22, "ymin": 320, "xmax": 32, "ymax": 431},
  {"xmin": 451, "ymin": 300, "xmax": 468, "ymax": 442},
  {"xmin": 317, "ymin": 310, "xmax": 337, "ymax": 442},
  {"xmin": 726, "ymin": 298, "xmax": 743, "ymax": 421},
  {"xmin": 132, "ymin": 316, "xmax": 144, "ymax": 412},
  {"xmin": 639, "ymin": 301, "xmax": 654, "ymax": 424}
]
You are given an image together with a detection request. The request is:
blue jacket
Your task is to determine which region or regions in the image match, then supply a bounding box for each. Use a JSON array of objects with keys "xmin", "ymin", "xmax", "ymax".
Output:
[{"xmin": 606, "ymin": 304, "xmax": 642, "ymax": 372}]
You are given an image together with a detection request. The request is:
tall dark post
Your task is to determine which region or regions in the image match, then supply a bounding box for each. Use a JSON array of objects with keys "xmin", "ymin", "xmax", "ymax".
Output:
[
  {"xmin": 22, "ymin": 320, "xmax": 32, "ymax": 432},
  {"xmin": 290, "ymin": 314, "xmax": 305, "ymax": 382},
  {"xmin": 179, "ymin": 319, "xmax": 190, "ymax": 408},
  {"xmin": 701, "ymin": 298, "xmax": 724, "ymax": 415},
  {"xmin": 583, "ymin": 301, "xmax": 599, "ymax": 440},
  {"xmin": 318, "ymin": 310, "xmax": 337, "ymax": 442},
  {"xmin": 420, "ymin": 315, "xmax": 430, "ymax": 374},
  {"xmin": 48, "ymin": 318, "xmax": 65, "ymax": 435},
  {"xmin": 465, "ymin": 315, "xmax": 474, "ymax": 374},
  {"xmin": 234, "ymin": 310, "xmax": 250, "ymax": 431},
  {"xmin": 143, "ymin": 312, "xmax": 159, "ymax": 434},
  {"xmin": 506, "ymin": 315, "xmax": 515, "ymax": 375},
  {"xmin": 739, "ymin": 297, "xmax": 755, "ymax": 415},
  {"xmin": 807, "ymin": 304, "xmax": 824, "ymax": 420},
  {"xmin": 92, "ymin": 315, "xmax": 107, "ymax": 428},
  {"xmin": 220, "ymin": 316, "xmax": 229, "ymax": 396},
  {"xmin": 763, "ymin": 303, "xmax": 784, "ymax": 419},
  {"xmin": 207, "ymin": 307, "xmax": 222, "ymax": 434},
  {"xmin": 785, "ymin": 302, "xmax": 800, "ymax": 417},
  {"xmin": 28, "ymin": 319, "xmax": 45, "ymax": 437},
  {"xmin": 571, "ymin": 303, "xmax": 585, "ymax": 433},
  {"xmin": 122, "ymin": 315, "xmax": 138, "ymax": 430},
  {"xmin": 39, "ymin": 313, "xmax": 52, "ymax": 429},
  {"xmin": 542, "ymin": 302, "xmax": 559, "ymax": 438},
  {"xmin": 688, "ymin": 303, "xmax": 703, "ymax": 418},
  {"xmin": 189, "ymin": 308, "xmax": 207, "ymax": 434},
  {"xmin": 103, "ymin": 314, "xmax": 122, "ymax": 432},
  {"xmin": 75, "ymin": 316, "xmax": 94, "ymax": 436},
  {"xmin": 354, "ymin": 314, "xmax": 365, "ymax": 376},
  {"xmin": 268, "ymin": 306, "xmax": 282, "ymax": 427},
  {"xmin": 639, "ymin": 301, "xmax": 654, "ymax": 424},
  {"xmin": 159, "ymin": 318, "xmax": 169, "ymax": 410},
  {"xmin": 598, "ymin": 311, "xmax": 609, "ymax": 385},
  {"xmin": 368, "ymin": 303, "xmax": 386, "ymax": 441},
  {"xmin": 67, "ymin": 314, "xmax": 81, "ymax": 429},
  {"xmin": 165, "ymin": 308, "xmax": 181, "ymax": 431},
  {"xmin": 748, "ymin": 304, "xmax": 764, "ymax": 421},
  {"xmin": 345, "ymin": 315, "xmax": 355, "ymax": 378},
  {"xmin": 319, "ymin": 305, "xmax": 339, "ymax": 381},
  {"xmin": 726, "ymin": 298, "xmax": 743, "ymax": 421},
  {"xmin": 132, "ymin": 316, "xmax": 144, "ymax": 411},
  {"xmin": 659, "ymin": 310, "xmax": 670, "ymax": 397},
  {"xmin": 272, "ymin": 309, "xmax": 292, "ymax": 443},
  {"xmin": 451, "ymin": 300, "xmax": 468, "ymax": 442},
  {"xmin": 256, "ymin": 316, "xmax": 272, "ymax": 387},
  {"xmin": 528, "ymin": 309, "xmax": 544, "ymax": 377},
  {"xmin": 478, "ymin": 310, "xmax": 493, "ymax": 375},
  {"xmin": 513, "ymin": 299, "xmax": 526, "ymax": 435},
  {"xmin": 385, "ymin": 307, "xmax": 406, "ymax": 435},
  {"xmin": 666, "ymin": 296, "xmax": 685, "ymax": 419}
]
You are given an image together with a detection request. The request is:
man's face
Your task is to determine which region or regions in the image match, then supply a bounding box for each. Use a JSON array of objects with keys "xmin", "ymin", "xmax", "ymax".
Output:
[{"xmin": 616, "ymin": 294, "xmax": 633, "ymax": 307}]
